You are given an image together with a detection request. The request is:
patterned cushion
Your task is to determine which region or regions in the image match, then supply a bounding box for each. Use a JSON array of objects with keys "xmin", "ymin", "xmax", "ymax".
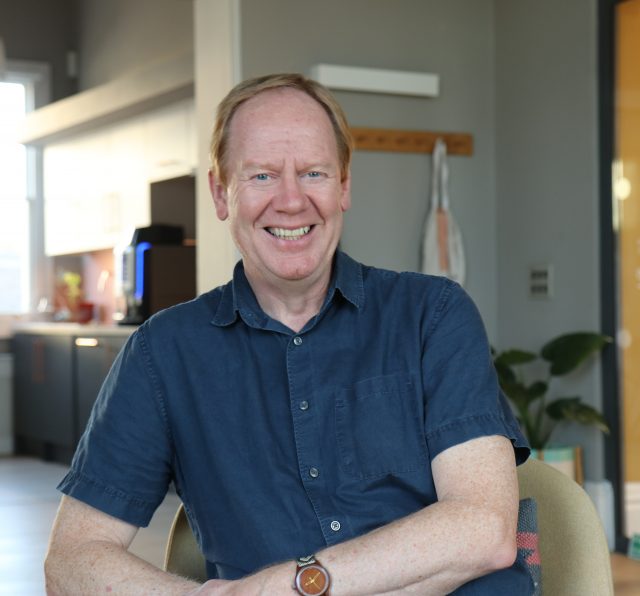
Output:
[{"xmin": 517, "ymin": 498, "xmax": 542, "ymax": 595}]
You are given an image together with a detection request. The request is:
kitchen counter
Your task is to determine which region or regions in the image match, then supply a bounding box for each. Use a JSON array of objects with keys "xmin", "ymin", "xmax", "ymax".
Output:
[
  {"xmin": 12, "ymin": 323, "xmax": 135, "ymax": 464},
  {"xmin": 12, "ymin": 322, "xmax": 137, "ymax": 337}
]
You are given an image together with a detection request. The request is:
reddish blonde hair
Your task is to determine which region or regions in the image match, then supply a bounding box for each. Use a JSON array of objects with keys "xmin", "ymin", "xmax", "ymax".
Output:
[{"xmin": 210, "ymin": 73, "xmax": 353, "ymax": 185}]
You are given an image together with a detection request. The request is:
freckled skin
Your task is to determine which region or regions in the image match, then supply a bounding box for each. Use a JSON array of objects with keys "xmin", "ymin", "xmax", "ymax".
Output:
[{"xmin": 210, "ymin": 88, "xmax": 351, "ymax": 322}]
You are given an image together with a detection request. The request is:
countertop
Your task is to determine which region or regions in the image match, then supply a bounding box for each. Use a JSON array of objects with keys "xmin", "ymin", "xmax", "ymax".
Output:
[{"xmin": 12, "ymin": 322, "xmax": 138, "ymax": 337}]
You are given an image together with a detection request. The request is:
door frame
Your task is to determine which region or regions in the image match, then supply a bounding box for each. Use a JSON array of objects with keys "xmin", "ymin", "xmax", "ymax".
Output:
[{"xmin": 598, "ymin": 0, "xmax": 631, "ymax": 554}]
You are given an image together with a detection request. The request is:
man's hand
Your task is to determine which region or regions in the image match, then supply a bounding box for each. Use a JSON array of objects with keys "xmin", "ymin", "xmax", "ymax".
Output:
[
  {"xmin": 187, "ymin": 435, "xmax": 521, "ymax": 596},
  {"xmin": 185, "ymin": 563, "xmax": 294, "ymax": 596},
  {"xmin": 46, "ymin": 494, "xmax": 295, "ymax": 596},
  {"xmin": 184, "ymin": 579, "xmax": 234, "ymax": 595}
]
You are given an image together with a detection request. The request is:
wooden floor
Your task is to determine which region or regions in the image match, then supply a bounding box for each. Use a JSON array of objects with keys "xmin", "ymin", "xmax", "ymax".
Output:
[
  {"xmin": 1, "ymin": 456, "xmax": 639, "ymax": 595},
  {"xmin": 0, "ymin": 457, "xmax": 180, "ymax": 595},
  {"xmin": 612, "ymin": 553, "xmax": 640, "ymax": 595}
]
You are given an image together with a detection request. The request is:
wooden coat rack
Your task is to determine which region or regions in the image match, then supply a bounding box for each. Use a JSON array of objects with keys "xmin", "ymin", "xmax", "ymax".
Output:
[{"xmin": 350, "ymin": 127, "xmax": 473, "ymax": 156}]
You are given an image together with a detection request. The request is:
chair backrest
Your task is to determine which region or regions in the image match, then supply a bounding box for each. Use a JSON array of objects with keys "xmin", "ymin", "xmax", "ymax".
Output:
[
  {"xmin": 163, "ymin": 503, "xmax": 207, "ymax": 582},
  {"xmin": 164, "ymin": 458, "xmax": 615, "ymax": 593},
  {"xmin": 517, "ymin": 457, "xmax": 614, "ymax": 595}
]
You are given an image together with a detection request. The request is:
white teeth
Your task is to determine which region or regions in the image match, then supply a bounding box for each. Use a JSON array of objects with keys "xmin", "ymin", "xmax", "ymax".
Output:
[{"xmin": 267, "ymin": 226, "xmax": 311, "ymax": 239}]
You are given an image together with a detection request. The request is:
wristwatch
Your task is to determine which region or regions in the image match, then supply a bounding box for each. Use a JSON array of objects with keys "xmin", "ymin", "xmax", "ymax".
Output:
[{"xmin": 293, "ymin": 555, "xmax": 331, "ymax": 595}]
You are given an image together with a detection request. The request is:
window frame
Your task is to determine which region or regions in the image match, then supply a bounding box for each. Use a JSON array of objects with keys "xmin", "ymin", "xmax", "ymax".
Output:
[{"xmin": 0, "ymin": 60, "xmax": 50, "ymax": 329}]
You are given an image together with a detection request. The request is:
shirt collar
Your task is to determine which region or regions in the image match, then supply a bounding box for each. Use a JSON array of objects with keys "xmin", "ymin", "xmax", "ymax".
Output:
[
  {"xmin": 329, "ymin": 250, "xmax": 364, "ymax": 309},
  {"xmin": 211, "ymin": 251, "xmax": 364, "ymax": 328},
  {"xmin": 211, "ymin": 261, "xmax": 262, "ymax": 327}
]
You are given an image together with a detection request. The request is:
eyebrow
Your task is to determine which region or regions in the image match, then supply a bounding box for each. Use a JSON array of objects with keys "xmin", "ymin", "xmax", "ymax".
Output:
[
  {"xmin": 239, "ymin": 160, "xmax": 283, "ymax": 173},
  {"xmin": 240, "ymin": 160, "xmax": 336, "ymax": 174}
]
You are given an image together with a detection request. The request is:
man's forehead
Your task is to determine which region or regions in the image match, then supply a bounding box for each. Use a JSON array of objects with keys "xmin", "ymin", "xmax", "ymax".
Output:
[
  {"xmin": 226, "ymin": 88, "xmax": 338, "ymax": 156},
  {"xmin": 231, "ymin": 87, "xmax": 328, "ymax": 127}
]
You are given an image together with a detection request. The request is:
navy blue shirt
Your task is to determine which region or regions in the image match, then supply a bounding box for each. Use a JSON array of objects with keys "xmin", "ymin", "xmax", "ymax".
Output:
[{"xmin": 59, "ymin": 252, "xmax": 531, "ymax": 592}]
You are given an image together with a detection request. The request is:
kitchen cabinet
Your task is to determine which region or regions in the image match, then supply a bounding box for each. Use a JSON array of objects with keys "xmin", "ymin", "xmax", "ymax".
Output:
[
  {"xmin": 146, "ymin": 98, "xmax": 197, "ymax": 182},
  {"xmin": 44, "ymin": 126, "xmax": 135, "ymax": 255},
  {"xmin": 13, "ymin": 333, "xmax": 75, "ymax": 462},
  {"xmin": 75, "ymin": 334, "xmax": 128, "ymax": 442},
  {"xmin": 109, "ymin": 118, "xmax": 149, "ymax": 240},
  {"xmin": 12, "ymin": 326, "xmax": 133, "ymax": 463},
  {"xmin": 43, "ymin": 98, "xmax": 196, "ymax": 256},
  {"xmin": 44, "ymin": 133, "xmax": 108, "ymax": 255}
]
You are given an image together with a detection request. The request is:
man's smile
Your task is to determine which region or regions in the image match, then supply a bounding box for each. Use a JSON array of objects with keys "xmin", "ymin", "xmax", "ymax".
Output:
[{"xmin": 266, "ymin": 225, "xmax": 312, "ymax": 240}]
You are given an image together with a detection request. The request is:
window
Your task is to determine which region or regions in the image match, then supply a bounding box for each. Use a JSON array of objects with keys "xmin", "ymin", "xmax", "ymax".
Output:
[
  {"xmin": 0, "ymin": 61, "xmax": 50, "ymax": 320},
  {"xmin": 0, "ymin": 82, "xmax": 28, "ymax": 313}
]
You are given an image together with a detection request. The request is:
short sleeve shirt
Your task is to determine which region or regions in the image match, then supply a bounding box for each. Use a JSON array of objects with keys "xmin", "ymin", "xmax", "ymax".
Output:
[{"xmin": 58, "ymin": 252, "xmax": 531, "ymax": 592}]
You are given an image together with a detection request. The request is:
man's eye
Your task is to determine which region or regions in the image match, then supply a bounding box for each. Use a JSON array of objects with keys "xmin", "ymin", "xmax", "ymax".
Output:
[
  {"xmin": 254, "ymin": 173, "xmax": 270, "ymax": 181},
  {"xmin": 305, "ymin": 171, "xmax": 322, "ymax": 178}
]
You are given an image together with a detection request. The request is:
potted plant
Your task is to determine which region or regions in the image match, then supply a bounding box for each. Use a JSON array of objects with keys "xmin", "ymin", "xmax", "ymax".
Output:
[{"xmin": 493, "ymin": 332, "xmax": 611, "ymax": 482}]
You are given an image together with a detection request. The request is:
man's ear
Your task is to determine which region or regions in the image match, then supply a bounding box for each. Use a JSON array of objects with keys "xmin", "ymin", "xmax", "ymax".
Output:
[
  {"xmin": 340, "ymin": 170, "xmax": 352, "ymax": 212},
  {"xmin": 209, "ymin": 169, "xmax": 229, "ymax": 221}
]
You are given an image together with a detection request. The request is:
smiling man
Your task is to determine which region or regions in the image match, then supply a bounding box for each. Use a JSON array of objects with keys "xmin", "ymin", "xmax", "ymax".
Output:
[
  {"xmin": 45, "ymin": 74, "xmax": 533, "ymax": 595},
  {"xmin": 209, "ymin": 82, "xmax": 351, "ymax": 331}
]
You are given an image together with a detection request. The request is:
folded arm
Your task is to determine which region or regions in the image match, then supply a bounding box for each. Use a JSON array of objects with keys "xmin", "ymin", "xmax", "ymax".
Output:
[
  {"xmin": 45, "ymin": 496, "xmax": 200, "ymax": 595},
  {"xmin": 234, "ymin": 434, "xmax": 521, "ymax": 596},
  {"xmin": 322, "ymin": 434, "xmax": 520, "ymax": 595},
  {"xmin": 45, "ymin": 434, "xmax": 519, "ymax": 596}
]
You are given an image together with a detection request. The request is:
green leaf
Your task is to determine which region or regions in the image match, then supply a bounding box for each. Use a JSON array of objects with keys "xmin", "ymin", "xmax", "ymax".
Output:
[
  {"xmin": 500, "ymin": 380, "xmax": 530, "ymax": 410},
  {"xmin": 494, "ymin": 361, "xmax": 516, "ymax": 385},
  {"xmin": 546, "ymin": 396, "xmax": 580, "ymax": 419},
  {"xmin": 540, "ymin": 332, "xmax": 612, "ymax": 376},
  {"xmin": 526, "ymin": 381, "xmax": 547, "ymax": 400},
  {"xmin": 546, "ymin": 397, "xmax": 610, "ymax": 433},
  {"xmin": 501, "ymin": 379, "xmax": 546, "ymax": 412},
  {"xmin": 494, "ymin": 349, "xmax": 537, "ymax": 367}
]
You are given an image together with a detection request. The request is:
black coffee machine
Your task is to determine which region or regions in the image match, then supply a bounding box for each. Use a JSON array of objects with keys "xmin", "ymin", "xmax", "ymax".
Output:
[{"xmin": 117, "ymin": 224, "xmax": 196, "ymax": 325}]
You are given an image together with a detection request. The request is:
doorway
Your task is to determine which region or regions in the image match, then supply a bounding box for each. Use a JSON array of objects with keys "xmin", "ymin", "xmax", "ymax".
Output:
[{"xmin": 612, "ymin": 0, "xmax": 640, "ymax": 543}]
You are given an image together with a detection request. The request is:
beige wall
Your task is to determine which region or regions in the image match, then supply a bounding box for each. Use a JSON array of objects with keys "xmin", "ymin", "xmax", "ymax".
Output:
[
  {"xmin": 194, "ymin": 0, "xmax": 240, "ymax": 292},
  {"xmin": 77, "ymin": 0, "xmax": 193, "ymax": 90}
]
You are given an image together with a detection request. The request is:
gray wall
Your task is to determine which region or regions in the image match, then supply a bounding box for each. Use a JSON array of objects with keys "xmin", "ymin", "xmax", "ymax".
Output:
[
  {"xmin": 0, "ymin": 0, "xmax": 78, "ymax": 101},
  {"xmin": 6, "ymin": 0, "xmax": 608, "ymax": 480},
  {"xmin": 241, "ymin": 0, "xmax": 500, "ymax": 338},
  {"xmin": 241, "ymin": 0, "xmax": 607, "ymax": 479},
  {"xmin": 0, "ymin": 0, "xmax": 193, "ymax": 98},
  {"xmin": 495, "ymin": 0, "xmax": 604, "ymax": 479},
  {"xmin": 76, "ymin": 0, "xmax": 193, "ymax": 90}
]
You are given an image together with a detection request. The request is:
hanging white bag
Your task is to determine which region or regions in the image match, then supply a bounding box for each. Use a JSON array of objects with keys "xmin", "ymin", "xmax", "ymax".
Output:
[{"xmin": 421, "ymin": 138, "xmax": 466, "ymax": 285}]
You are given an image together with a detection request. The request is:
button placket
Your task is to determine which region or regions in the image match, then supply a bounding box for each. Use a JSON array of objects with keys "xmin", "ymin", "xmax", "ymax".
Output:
[
  {"xmin": 287, "ymin": 333, "xmax": 318, "ymax": 482},
  {"xmin": 287, "ymin": 331, "xmax": 344, "ymax": 544}
]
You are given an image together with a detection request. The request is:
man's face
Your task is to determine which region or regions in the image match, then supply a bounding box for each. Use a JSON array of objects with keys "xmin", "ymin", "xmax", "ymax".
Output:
[{"xmin": 210, "ymin": 88, "xmax": 351, "ymax": 290}]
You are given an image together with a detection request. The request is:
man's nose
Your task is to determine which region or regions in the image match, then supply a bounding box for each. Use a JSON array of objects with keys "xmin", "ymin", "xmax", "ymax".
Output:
[{"xmin": 273, "ymin": 172, "xmax": 306, "ymax": 211}]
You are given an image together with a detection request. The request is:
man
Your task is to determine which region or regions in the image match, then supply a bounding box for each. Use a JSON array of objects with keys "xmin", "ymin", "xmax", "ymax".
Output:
[{"xmin": 45, "ymin": 73, "xmax": 532, "ymax": 595}]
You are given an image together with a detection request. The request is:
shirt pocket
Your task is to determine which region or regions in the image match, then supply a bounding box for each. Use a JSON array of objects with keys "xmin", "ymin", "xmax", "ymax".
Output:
[{"xmin": 334, "ymin": 372, "xmax": 428, "ymax": 479}]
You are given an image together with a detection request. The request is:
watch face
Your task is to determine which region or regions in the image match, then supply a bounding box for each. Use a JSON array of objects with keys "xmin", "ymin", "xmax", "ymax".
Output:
[{"xmin": 295, "ymin": 563, "xmax": 330, "ymax": 595}]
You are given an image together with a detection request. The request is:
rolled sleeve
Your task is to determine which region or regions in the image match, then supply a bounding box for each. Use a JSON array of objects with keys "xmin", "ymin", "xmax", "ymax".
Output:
[
  {"xmin": 57, "ymin": 327, "xmax": 174, "ymax": 527},
  {"xmin": 422, "ymin": 281, "xmax": 529, "ymax": 464}
]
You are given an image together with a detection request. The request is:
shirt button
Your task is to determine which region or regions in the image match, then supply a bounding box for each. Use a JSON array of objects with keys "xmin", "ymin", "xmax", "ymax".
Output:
[
  {"xmin": 293, "ymin": 336, "xmax": 303, "ymax": 346},
  {"xmin": 309, "ymin": 467, "xmax": 319, "ymax": 478},
  {"xmin": 330, "ymin": 520, "xmax": 341, "ymax": 532},
  {"xmin": 299, "ymin": 400, "xmax": 309, "ymax": 411}
]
